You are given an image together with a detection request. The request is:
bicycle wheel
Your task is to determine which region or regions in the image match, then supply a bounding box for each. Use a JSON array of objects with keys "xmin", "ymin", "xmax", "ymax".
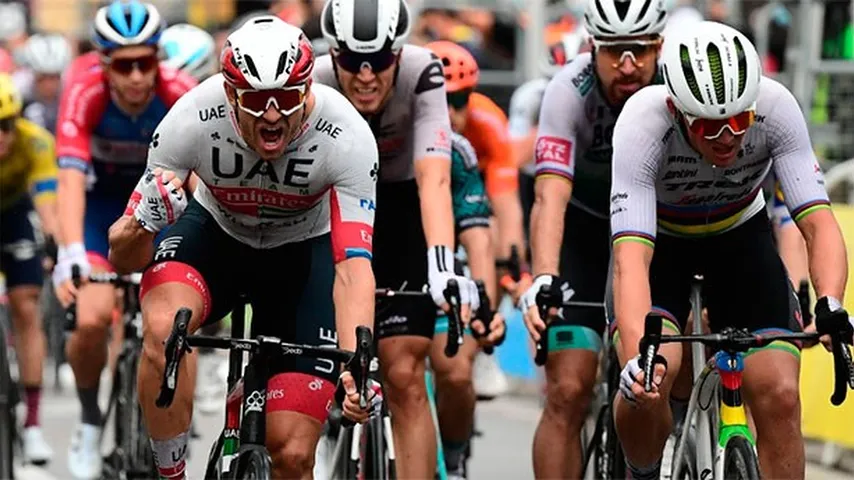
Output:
[
  {"xmin": 234, "ymin": 447, "xmax": 273, "ymax": 480},
  {"xmin": 0, "ymin": 316, "xmax": 16, "ymax": 479},
  {"xmin": 723, "ymin": 435, "xmax": 760, "ymax": 480},
  {"xmin": 365, "ymin": 414, "xmax": 396, "ymax": 480},
  {"xmin": 591, "ymin": 352, "xmax": 625, "ymax": 479}
]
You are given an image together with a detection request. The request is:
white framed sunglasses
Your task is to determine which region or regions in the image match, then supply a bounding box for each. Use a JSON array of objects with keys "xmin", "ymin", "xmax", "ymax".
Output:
[
  {"xmin": 235, "ymin": 84, "xmax": 307, "ymax": 117},
  {"xmin": 592, "ymin": 38, "xmax": 662, "ymax": 68}
]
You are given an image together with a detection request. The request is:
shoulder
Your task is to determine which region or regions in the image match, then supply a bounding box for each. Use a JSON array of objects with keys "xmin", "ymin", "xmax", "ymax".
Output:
[
  {"xmin": 399, "ymin": 45, "xmax": 445, "ymax": 95},
  {"xmin": 156, "ymin": 65, "xmax": 199, "ymax": 105},
  {"xmin": 312, "ymin": 54, "xmax": 337, "ymax": 86},
  {"xmin": 550, "ymin": 53, "xmax": 596, "ymax": 97},
  {"xmin": 755, "ymin": 76, "xmax": 798, "ymax": 116},
  {"xmin": 618, "ymin": 85, "xmax": 670, "ymax": 124},
  {"xmin": 468, "ymin": 93, "xmax": 508, "ymax": 135},
  {"xmin": 312, "ymin": 85, "xmax": 374, "ymax": 147},
  {"xmin": 16, "ymin": 118, "xmax": 54, "ymax": 155}
]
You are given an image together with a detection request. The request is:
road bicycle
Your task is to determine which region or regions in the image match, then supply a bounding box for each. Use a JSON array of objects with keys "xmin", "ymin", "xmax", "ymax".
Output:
[
  {"xmin": 640, "ymin": 275, "xmax": 854, "ymax": 480},
  {"xmin": 67, "ymin": 266, "xmax": 157, "ymax": 479},
  {"xmin": 157, "ymin": 299, "xmax": 374, "ymax": 480}
]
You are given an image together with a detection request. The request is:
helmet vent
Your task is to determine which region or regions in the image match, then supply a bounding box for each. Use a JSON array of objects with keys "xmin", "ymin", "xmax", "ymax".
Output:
[
  {"xmin": 243, "ymin": 54, "xmax": 260, "ymax": 80},
  {"xmin": 353, "ymin": 0, "xmax": 379, "ymax": 41},
  {"xmin": 276, "ymin": 51, "xmax": 288, "ymax": 79},
  {"xmin": 706, "ymin": 43, "xmax": 725, "ymax": 104},
  {"xmin": 395, "ymin": 0, "xmax": 409, "ymax": 37},
  {"xmin": 734, "ymin": 36, "xmax": 748, "ymax": 97},
  {"xmin": 679, "ymin": 44, "xmax": 704, "ymax": 104},
  {"xmin": 634, "ymin": 0, "xmax": 653, "ymax": 24}
]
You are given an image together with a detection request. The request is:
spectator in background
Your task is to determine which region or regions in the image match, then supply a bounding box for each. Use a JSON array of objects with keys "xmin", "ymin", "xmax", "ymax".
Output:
[{"xmin": 0, "ymin": 2, "xmax": 28, "ymax": 51}]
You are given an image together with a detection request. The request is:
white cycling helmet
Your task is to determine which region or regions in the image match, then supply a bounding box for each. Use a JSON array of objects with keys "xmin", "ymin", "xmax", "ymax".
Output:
[
  {"xmin": 0, "ymin": 3, "xmax": 26, "ymax": 41},
  {"xmin": 220, "ymin": 15, "xmax": 314, "ymax": 90},
  {"xmin": 19, "ymin": 34, "xmax": 72, "ymax": 75},
  {"xmin": 92, "ymin": 0, "xmax": 164, "ymax": 52},
  {"xmin": 320, "ymin": 0, "xmax": 412, "ymax": 53},
  {"xmin": 542, "ymin": 28, "xmax": 589, "ymax": 77},
  {"xmin": 662, "ymin": 21, "xmax": 762, "ymax": 119},
  {"xmin": 159, "ymin": 24, "xmax": 216, "ymax": 81},
  {"xmin": 584, "ymin": 0, "xmax": 667, "ymax": 38}
]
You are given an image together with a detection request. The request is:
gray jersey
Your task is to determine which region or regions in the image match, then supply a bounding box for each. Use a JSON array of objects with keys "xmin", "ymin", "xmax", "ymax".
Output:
[
  {"xmin": 142, "ymin": 74, "xmax": 378, "ymax": 255},
  {"xmin": 534, "ymin": 53, "xmax": 620, "ymax": 218},
  {"xmin": 610, "ymin": 78, "xmax": 829, "ymax": 245},
  {"xmin": 312, "ymin": 45, "xmax": 452, "ymax": 183}
]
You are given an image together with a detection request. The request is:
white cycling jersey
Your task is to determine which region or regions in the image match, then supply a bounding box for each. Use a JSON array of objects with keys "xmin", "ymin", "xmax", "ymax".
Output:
[
  {"xmin": 142, "ymin": 74, "xmax": 379, "ymax": 257},
  {"xmin": 535, "ymin": 53, "xmax": 625, "ymax": 218},
  {"xmin": 610, "ymin": 78, "xmax": 829, "ymax": 245},
  {"xmin": 312, "ymin": 45, "xmax": 452, "ymax": 183}
]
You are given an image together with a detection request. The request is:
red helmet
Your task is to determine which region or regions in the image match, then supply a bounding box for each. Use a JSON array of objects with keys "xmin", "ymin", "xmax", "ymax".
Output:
[
  {"xmin": 220, "ymin": 15, "xmax": 313, "ymax": 90},
  {"xmin": 425, "ymin": 41, "xmax": 479, "ymax": 92}
]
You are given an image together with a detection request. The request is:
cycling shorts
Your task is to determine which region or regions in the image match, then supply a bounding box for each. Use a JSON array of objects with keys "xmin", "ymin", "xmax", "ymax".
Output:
[
  {"xmin": 140, "ymin": 200, "xmax": 339, "ymax": 421},
  {"xmin": 372, "ymin": 180, "xmax": 436, "ymax": 340},
  {"xmin": 544, "ymin": 203, "xmax": 609, "ymax": 352},
  {"xmin": 607, "ymin": 212, "xmax": 802, "ymax": 356},
  {"xmin": 0, "ymin": 197, "xmax": 43, "ymax": 289}
]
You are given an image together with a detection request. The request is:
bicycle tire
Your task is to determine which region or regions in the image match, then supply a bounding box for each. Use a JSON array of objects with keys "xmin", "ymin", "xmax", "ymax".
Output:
[
  {"xmin": 591, "ymin": 352, "xmax": 625, "ymax": 480},
  {"xmin": 234, "ymin": 447, "xmax": 273, "ymax": 480},
  {"xmin": 723, "ymin": 435, "xmax": 760, "ymax": 480},
  {"xmin": 365, "ymin": 414, "xmax": 397, "ymax": 480},
  {"xmin": 0, "ymin": 320, "xmax": 15, "ymax": 480},
  {"xmin": 126, "ymin": 349, "xmax": 158, "ymax": 478}
]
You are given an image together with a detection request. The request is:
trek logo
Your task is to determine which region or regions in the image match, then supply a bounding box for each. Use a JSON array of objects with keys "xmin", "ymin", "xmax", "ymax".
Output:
[
  {"xmin": 664, "ymin": 168, "xmax": 764, "ymax": 191},
  {"xmin": 211, "ymin": 146, "xmax": 314, "ymax": 187}
]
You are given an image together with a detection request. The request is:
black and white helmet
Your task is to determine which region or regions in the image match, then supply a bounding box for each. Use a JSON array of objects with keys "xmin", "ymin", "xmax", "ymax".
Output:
[
  {"xmin": 320, "ymin": 0, "xmax": 412, "ymax": 53},
  {"xmin": 584, "ymin": 0, "xmax": 667, "ymax": 38}
]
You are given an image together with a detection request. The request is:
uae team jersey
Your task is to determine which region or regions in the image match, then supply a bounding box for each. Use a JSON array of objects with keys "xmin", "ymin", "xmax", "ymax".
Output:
[
  {"xmin": 609, "ymin": 78, "xmax": 830, "ymax": 246},
  {"xmin": 137, "ymin": 75, "xmax": 378, "ymax": 259},
  {"xmin": 312, "ymin": 44, "xmax": 452, "ymax": 183}
]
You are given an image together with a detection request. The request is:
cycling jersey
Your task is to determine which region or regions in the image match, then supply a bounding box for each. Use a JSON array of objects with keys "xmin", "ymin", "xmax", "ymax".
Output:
[
  {"xmin": 55, "ymin": 63, "xmax": 196, "ymax": 197},
  {"xmin": 22, "ymin": 99, "xmax": 59, "ymax": 135},
  {"xmin": 507, "ymin": 77, "xmax": 549, "ymax": 142},
  {"xmin": 138, "ymin": 74, "xmax": 377, "ymax": 254},
  {"xmin": 451, "ymin": 132, "xmax": 490, "ymax": 233},
  {"xmin": 0, "ymin": 117, "xmax": 57, "ymax": 211},
  {"xmin": 610, "ymin": 78, "xmax": 829, "ymax": 244},
  {"xmin": 461, "ymin": 92, "xmax": 518, "ymax": 197},
  {"xmin": 535, "ymin": 53, "xmax": 624, "ymax": 218},
  {"xmin": 64, "ymin": 52, "xmax": 101, "ymax": 83},
  {"xmin": 312, "ymin": 44, "xmax": 452, "ymax": 182}
]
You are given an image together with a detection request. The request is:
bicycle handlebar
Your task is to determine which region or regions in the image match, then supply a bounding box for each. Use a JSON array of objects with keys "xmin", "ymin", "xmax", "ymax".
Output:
[
  {"xmin": 65, "ymin": 264, "xmax": 140, "ymax": 331},
  {"xmin": 471, "ymin": 280, "xmax": 506, "ymax": 355},
  {"xmin": 533, "ymin": 284, "xmax": 605, "ymax": 366},
  {"xmin": 638, "ymin": 311, "xmax": 854, "ymax": 406},
  {"xmin": 155, "ymin": 308, "xmax": 374, "ymax": 410}
]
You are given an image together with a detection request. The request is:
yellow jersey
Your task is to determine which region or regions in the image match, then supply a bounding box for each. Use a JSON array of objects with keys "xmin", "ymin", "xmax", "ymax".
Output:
[{"xmin": 0, "ymin": 118, "xmax": 57, "ymax": 211}]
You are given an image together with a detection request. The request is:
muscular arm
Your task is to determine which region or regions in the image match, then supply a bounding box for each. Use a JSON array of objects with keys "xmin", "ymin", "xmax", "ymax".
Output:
[
  {"xmin": 530, "ymin": 176, "xmax": 571, "ymax": 275},
  {"xmin": 613, "ymin": 241, "xmax": 654, "ymax": 361},
  {"xmin": 415, "ymin": 157, "xmax": 455, "ymax": 247},
  {"xmin": 491, "ymin": 191, "xmax": 526, "ymax": 259},
  {"xmin": 797, "ymin": 210, "xmax": 847, "ymax": 301},
  {"xmin": 56, "ymin": 168, "xmax": 87, "ymax": 246},
  {"xmin": 34, "ymin": 201, "xmax": 58, "ymax": 239},
  {"xmin": 776, "ymin": 223, "xmax": 809, "ymax": 285},
  {"xmin": 107, "ymin": 215, "xmax": 156, "ymax": 274},
  {"xmin": 334, "ymin": 258, "xmax": 376, "ymax": 351},
  {"xmin": 459, "ymin": 227, "xmax": 497, "ymax": 309}
]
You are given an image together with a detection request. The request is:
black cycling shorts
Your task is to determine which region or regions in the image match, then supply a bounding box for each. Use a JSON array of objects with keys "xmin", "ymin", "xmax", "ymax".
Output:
[
  {"xmin": 607, "ymin": 212, "xmax": 801, "ymax": 351},
  {"xmin": 140, "ymin": 200, "xmax": 339, "ymax": 388},
  {"xmin": 545, "ymin": 203, "xmax": 610, "ymax": 353},
  {"xmin": 372, "ymin": 180, "xmax": 435, "ymax": 340},
  {"xmin": 0, "ymin": 197, "xmax": 44, "ymax": 289}
]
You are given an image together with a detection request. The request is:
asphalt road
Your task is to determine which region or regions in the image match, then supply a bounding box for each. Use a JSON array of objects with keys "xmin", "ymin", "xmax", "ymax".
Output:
[{"xmin": 11, "ymin": 366, "xmax": 852, "ymax": 479}]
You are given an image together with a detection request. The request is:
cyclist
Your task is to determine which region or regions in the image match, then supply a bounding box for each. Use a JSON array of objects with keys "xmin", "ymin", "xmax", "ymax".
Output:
[
  {"xmin": 17, "ymin": 34, "xmax": 72, "ymax": 135},
  {"xmin": 108, "ymin": 16, "xmax": 379, "ymax": 480},
  {"xmin": 610, "ymin": 22, "xmax": 848, "ymax": 480},
  {"xmin": 315, "ymin": 0, "xmax": 481, "ymax": 477},
  {"xmin": 0, "ymin": 73, "xmax": 57, "ymax": 465},
  {"xmin": 516, "ymin": 0, "xmax": 668, "ymax": 477},
  {"xmin": 51, "ymin": 2, "xmax": 196, "ymax": 477}
]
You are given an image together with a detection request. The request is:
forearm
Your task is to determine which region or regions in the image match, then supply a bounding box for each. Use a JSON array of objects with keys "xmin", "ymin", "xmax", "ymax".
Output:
[
  {"xmin": 333, "ymin": 258, "xmax": 376, "ymax": 352},
  {"xmin": 491, "ymin": 192, "xmax": 526, "ymax": 259},
  {"xmin": 776, "ymin": 224, "xmax": 809, "ymax": 284},
  {"xmin": 459, "ymin": 227, "xmax": 498, "ymax": 309},
  {"xmin": 56, "ymin": 169, "xmax": 86, "ymax": 246},
  {"xmin": 107, "ymin": 216, "xmax": 156, "ymax": 274},
  {"xmin": 613, "ymin": 244, "xmax": 653, "ymax": 362},
  {"xmin": 416, "ymin": 160, "xmax": 455, "ymax": 247},
  {"xmin": 802, "ymin": 214, "xmax": 848, "ymax": 301},
  {"xmin": 34, "ymin": 201, "xmax": 58, "ymax": 239},
  {"xmin": 530, "ymin": 180, "xmax": 570, "ymax": 275}
]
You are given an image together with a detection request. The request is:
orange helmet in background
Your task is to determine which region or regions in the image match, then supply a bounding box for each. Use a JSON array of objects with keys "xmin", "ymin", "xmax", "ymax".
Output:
[{"xmin": 426, "ymin": 40, "xmax": 479, "ymax": 92}]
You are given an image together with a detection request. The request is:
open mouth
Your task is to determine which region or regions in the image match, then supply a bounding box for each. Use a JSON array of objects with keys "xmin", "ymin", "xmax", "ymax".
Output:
[
  {"xmin": 259, "ymin": 126, "xmax": 285, "ymax": 151},
  {"xmin": 354, "ymin": 86, "xmax": 378, "ymax": 102}
]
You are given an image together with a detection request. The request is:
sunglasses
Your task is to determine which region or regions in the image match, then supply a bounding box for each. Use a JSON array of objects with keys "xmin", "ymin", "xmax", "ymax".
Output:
[
  {"xmin": 683, "ymin": 108, "xmax": 756, "ymax": 140},
  {"xmin": 236, "ymin": 84, "xmax": 308, "ymax": 117},
  {"xmin": 447, "ymin": 89, "xmax": 472, "ymax": 110},
  {"xmin": 0, "ymin": 117, "xmax": 14, "ymax": 133},
  {"xmin": 104, "ymin": 54, "xmax": 159, "ymax": 75},
  {"xmin": 592, "ymin": 38, "xmax": 661, "ymax": 69},
  {"xmin": 334, "ymin": 48, "xmax": 398, "ymax": 74}
]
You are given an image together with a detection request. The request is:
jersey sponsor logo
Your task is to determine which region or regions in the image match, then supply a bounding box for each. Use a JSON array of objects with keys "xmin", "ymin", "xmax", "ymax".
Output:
[
  {"xmin": 360, "ymin": 198, "xmax": 376, "ymax": 211},
  {"xmin": 535, "ymin": 136, "xmax": 572, "ymax": 166},
  {"xmin": 665, "ymin": 169, "xmax": 765, "ymax": 192},
  {"xmin": 154, "ymin": 236, "xmax": 183, "ymax": 261},
  {"xmin": 370, "ymin": 162, "xmax": 378, "ymax": 181},
  {"xmin": 674, "ymin": 186, "xmax": 754, "ymax": 205},
  {"xmin": 414, "ymin": 60, "xmax": 446, "ymax": 94},
  {"xmin": 721, "ymin": 157, "xmax": 765, "ymax": 176},
  {"xmin": 207, "ymin": 184, "xmax": 327, "ymax": 216},
  {"xmin": 661, "ymin": 127, "xmax": 675, "ymax": 144},
  {"xmin": 662, "ymin": 169, "xmax": 698, "ymax": 180},
  {"xmin": 571, "ymin": 63, "xmax": 594, "ymax": 96},
  {"xmin": 199, "ymin": 104, "xmax": 226, "ymax": 122},
  {"xmin": 666, "ymin": 155, "xmax": 697, "ymax": 164},
  {"xmin": 314, "ymin": 118, "xmax": 343, "ymax": 139},
  {"xmin": 210, "ymin": 147, "xmax": 314, "ymax": 187},
  {"xmin": 150, "ymin": 133, "xmax": 160, "ymax": 149}
]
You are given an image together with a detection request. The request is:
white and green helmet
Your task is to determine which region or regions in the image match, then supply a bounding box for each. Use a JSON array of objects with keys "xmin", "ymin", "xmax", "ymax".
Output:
[{"xmin": 662, "ymin": 21, "xmax": 762, "ymax": 119}]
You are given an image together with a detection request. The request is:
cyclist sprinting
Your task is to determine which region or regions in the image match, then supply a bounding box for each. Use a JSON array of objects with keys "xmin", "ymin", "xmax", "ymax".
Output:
[
  {"xmin": 108, "ymin": 16, "xmax": 378, "ymax": 480},
  {"xmin": 17, "ymin": 34, "xmax": 73, "ymax": 135},
  {"xmin": 314, "ymin": 0, "xmax": 481, "ymax": 477},
  {"xmin": 0, "ymin": 73, "xmax": 57, "ymax": 465},
  {"xmin": 610, "ymin": 22, "xmax": 848, "ymax": 479},
  {"xmin": 51, "ymin": 2, "xmax": 196, "ymax": 477},
  {"xmin": 517, "ymin": 0, "xmax": 668, "ymax": 477}
]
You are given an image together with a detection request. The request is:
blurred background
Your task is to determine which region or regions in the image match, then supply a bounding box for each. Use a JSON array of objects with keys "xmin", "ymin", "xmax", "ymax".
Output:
[{"xmin": 3, "ymin": 0, "xmax": 854, "ymax": 475}]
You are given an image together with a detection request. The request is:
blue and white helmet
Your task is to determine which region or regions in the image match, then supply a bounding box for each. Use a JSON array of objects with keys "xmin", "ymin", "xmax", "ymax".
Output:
[
  {"xmin": 159, "ymin": 23, "xmax": 216, "ymax": 81},
  {"xmin": 92, "ymin": 0, "xmax": 164, "ymax": 52}
]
